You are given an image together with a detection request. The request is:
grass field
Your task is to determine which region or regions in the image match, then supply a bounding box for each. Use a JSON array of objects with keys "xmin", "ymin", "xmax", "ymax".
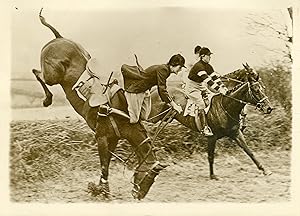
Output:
[{"xmin": 10, "ymin": 105, "xmax": 291, "ymax": 202}]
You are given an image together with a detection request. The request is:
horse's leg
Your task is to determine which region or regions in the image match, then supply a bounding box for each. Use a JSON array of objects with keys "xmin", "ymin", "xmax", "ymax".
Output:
[
  {"xmin": 207, "ymin": 136, "xmax": 218, "ymax": 180},
  {"xmin": 232, "ymin": 130, "xmax": 272, "ymax": 175},
  {"xmin": 32, "ymin": 69, "xmax": 53, "ymax": 107},
  {"xmin": 94, "ymin": 135, "xmax": 118, "ymax": 197},
  {"xmin": 125, "ymin": 123, "xmax": 166, "ymax": 200},
  {"xmin": 240, "ymin": 108, "xmax": 247, "ymax": 132}
]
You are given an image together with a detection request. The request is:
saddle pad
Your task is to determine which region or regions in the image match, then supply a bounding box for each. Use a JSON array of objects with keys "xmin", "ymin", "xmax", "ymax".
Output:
[
  {"xmin": 89, "ymin": 83, "xmax": 122, "ymax": 107},
  {"xmin": 72, "ymin": 69, "xmax": 122, "ymax": 107},
  {"xmin": 183, "ymin": 98, "xmax": 210, "ymax": 116}
]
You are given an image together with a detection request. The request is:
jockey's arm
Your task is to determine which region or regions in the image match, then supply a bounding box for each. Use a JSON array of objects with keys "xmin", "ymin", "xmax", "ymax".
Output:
[
  {"xmin": 208, "ymin": 71, "xmax": 228, "ymax": 94},
  {"xmin": 156, "ymin": 68, "xmax": 172, "ymax": 103},
  {"xmin": 157, "ymin": 69, "xmax": 182, "ymax": 113}
]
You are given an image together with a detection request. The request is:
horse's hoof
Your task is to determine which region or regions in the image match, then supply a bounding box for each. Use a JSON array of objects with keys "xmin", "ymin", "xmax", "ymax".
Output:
[
  {"xmin": 131, "ymin": 188, "xmax": 141, "ymax": 200},
  {"xmin": 32, "ymin": 69, "xmax": 41, "ymax": 76},
  {"xmin": 210, "ymin": 174, "xmax": 219, "ymax": 180},
  {"xmin": 87, "ymin": 182, "xmax": 100, "ymax": 197},
  {"xmin": 43, "ymin": 96, "xmax": 53, "ymax": 107},
  {"xmin": 263, "ymin": 170, "xmax": 273, "ymax": 176},
  {"xmin": 87, "ymin": 181, "xmax": 110, "ymax": 198},
  {"xmin": 240, "ymin": 126, "xmax": 246, "ymax": 133}
]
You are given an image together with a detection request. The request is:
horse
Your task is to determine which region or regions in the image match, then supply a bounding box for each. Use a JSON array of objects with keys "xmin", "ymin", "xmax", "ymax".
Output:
[
  {"xmin": 220, "ymin": 63, "xmax": 268, "ymax": 131},
  {"xmin": 149, "ymin": 65, "xmax": 273, "ymax": 180},
  {"xmin": 31, "ymin": 9, "xmax": 165, "ymax": 200}
]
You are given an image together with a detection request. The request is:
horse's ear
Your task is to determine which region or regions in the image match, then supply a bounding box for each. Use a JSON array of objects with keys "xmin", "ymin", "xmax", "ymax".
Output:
[
  {"xmin": 246, "ymin": 62, "xmax": 250, "ymax": 67},
  {"xmin": 242, "ymin": 63, "xmax": 247, "ymax": 69}
]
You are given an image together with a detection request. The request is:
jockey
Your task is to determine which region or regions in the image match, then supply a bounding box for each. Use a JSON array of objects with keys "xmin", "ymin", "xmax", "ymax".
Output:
[
  {"xmin": 124, "ymin": 54, "xmax": 186, "ymax": 124},
  {"xmin": 185, "ymin": 46, "xmax": 228, "ymax": 136}
]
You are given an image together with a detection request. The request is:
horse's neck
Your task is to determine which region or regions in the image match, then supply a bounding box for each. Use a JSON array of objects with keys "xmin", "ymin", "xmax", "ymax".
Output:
[
  {"xmin": 224, "ymin": 69, "xmax": 245, "ymax": 80},
  {"xmin": 222, "ymin": 83, "xmax": 249, "ymax": 116},
  {"xmin": 222, "ymin": 69, "xmax": 246, "ymax": 89},
  {"xmin": 60, "ymin": 78, "xmax": 85, "ymax": 117}
]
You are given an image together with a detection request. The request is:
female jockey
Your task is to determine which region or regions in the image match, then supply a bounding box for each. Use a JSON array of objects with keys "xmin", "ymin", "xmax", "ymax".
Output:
[{"xmin": 185, "ymin": 46, "xmax": 228, "ymax": 136}]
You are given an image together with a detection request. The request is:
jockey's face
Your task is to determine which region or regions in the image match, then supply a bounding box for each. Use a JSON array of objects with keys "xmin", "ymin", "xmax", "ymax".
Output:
[
  {"xmin": 202, "ymin": 54, "xmax": 211, "ymax": 63},
  {"xmin": 171, "ymin": 65, "xmax": 183, "ymax": 75}
]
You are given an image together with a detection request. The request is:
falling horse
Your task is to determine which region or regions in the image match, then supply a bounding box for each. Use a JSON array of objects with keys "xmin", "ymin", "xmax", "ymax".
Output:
[
  {"xmin": 32, "ymin": 9, "xmax": 165, "ymax": 200},
  {"xmin": 149, "ymin": 65, "xmax": 273, "ymax": 180}
]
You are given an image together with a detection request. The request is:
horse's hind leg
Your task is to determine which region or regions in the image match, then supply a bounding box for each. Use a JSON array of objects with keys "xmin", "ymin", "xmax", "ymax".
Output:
[
  {"xmin": 32, "ymin": 69, "xmax": 53, "ymax": 107},
  {"xmin": 233, "ymin": 130, "xmax": 272, "ymax": 176},
  {"xmin": 207, "ymin": 137, "xmax": 218, "ymax": 180}
]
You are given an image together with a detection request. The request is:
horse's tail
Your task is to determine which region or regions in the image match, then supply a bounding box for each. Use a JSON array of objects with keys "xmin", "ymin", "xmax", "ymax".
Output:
[{"xmin": 39, "ymin": 8, "xmax": 63, "ymax": 38}]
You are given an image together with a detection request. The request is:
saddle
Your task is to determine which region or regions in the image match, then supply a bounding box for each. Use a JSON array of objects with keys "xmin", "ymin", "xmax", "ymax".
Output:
[
  {"xmin": 183, "ymin": 98, "xmax": 211, "ymax": 116},
  {"xmin": 72, "ymin": 58, "xmax": 122, "ymax": 107}
]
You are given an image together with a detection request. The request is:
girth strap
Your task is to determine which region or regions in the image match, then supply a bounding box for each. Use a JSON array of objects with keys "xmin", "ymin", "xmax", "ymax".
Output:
[{"xmin": 108, "ymin": 116, "xmax": 121, "ymax": 138}]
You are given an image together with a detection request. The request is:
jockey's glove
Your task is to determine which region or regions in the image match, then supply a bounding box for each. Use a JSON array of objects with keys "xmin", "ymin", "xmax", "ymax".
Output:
[
  {"xmin": 170, "ymin": 100, "xmax": 183, "ymax": 113},
  {"xmin": 219, "ymin": 87, "xmax": 228, "ymax": 95}
]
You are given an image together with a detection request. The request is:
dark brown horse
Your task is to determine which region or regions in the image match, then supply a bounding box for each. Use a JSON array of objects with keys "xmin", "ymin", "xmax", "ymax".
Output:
[
  {"xmin": 149, "ymin": 65, "xmax": 273, "ymax": 180},
  {"xmin": 32, "ymin": 9, "xmax": 165, "ymax": 200},
  {"xmin": 220, "ymin": 64, "xmax": 268, "ymax": 131}
]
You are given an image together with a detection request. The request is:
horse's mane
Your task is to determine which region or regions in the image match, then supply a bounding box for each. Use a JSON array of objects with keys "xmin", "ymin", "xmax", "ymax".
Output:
[
  {"xmin": 226, "ymin": 82, "xmax": 245, "ymax": 94},
  {"xmin": 222, "ymin": 68, "xmax": 247, "ymax": 94},
  {"xmin": 222, "ymin": 68, "xmax": 247, "ymax": 81}
]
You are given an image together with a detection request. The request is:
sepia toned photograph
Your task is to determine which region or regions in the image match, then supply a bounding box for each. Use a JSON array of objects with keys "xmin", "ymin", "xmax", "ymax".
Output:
[{"xmin": 2, "ymin": 0, "xmax": 300, "ymax": 215}]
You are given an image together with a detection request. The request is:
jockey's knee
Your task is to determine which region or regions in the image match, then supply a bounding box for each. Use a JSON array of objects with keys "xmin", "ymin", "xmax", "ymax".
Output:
[{"xmin": 129, "ymin": 115, "xmax": 139, "ymax": 124}]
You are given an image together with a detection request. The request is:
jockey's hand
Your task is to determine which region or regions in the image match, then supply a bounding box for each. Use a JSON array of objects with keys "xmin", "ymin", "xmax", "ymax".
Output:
[
  {"xmin": 170, "ymin": 101, "xmax": 183, "ymax": 113},
  {"xmin": 220, "ymin": 87, "xmax": 228, "ymax": 95}
]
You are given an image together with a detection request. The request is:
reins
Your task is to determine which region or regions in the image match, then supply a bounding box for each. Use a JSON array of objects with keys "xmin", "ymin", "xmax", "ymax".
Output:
[
  {"xmin": 222, "ymin": 82, "xmax": 268, "ymax": 107},
  {"xmin": 222, "ymin": 76, "xmax": 245, "ymax": 84},
  {"xmin": 220, "ymin": 81, "xmax": 268, "ymax": 122},
  {"xmin": 152, "ymin": 108, "xmax": 177, "ymax": 145}
]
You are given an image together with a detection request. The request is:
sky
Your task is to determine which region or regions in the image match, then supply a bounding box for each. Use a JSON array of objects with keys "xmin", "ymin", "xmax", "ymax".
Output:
[{"xmin": 10, "ymin": 1, "xmax": 293, "ymax": 81}]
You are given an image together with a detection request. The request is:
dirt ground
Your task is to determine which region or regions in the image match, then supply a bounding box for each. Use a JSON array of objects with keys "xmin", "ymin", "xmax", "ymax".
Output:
[
  {"xmin": 10, "ymin": 107, "xmax": 291, "ymax": 203},
  {"xmin": 11, "ymin": 150, "xmax": 290, "ymax": 203}
]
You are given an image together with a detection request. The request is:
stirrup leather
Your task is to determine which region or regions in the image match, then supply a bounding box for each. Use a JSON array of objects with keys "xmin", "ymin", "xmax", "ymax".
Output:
[{"xmin": 195, "ymin": 109, "xmax": 213, "ymax": 136}]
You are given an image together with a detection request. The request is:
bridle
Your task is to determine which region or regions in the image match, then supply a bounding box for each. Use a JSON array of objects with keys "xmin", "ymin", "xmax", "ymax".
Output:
[
  {"xmin": 222, "ymin": 77, "xmax": 269, "ymax": 109},
  {"xmin": 220, "ymin": 79, "xmax": 269, "ymax": 123}
]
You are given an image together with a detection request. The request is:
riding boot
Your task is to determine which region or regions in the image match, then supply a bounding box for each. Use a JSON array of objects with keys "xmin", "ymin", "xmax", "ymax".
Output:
[{"xmin": 195, "ymin": 108, "xmax": 213, "ymax": 136}]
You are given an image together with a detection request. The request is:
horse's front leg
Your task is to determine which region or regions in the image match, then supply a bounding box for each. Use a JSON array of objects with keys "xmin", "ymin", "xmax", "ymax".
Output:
[
  {"xmin": 232, "ymin": 130, "xmax": 272, "ymax": 176},
  {"xmin": 89, "ymin": 135, "xmax": 118, "ymax": 198},
  {"xmin": 207, "ymin": 136, "xmax": 218, "ymax": 180}
]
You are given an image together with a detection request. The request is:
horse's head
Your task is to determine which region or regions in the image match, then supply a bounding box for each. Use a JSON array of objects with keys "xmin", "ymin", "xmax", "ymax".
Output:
[
  {"xmin": 242, "ymin": 63, "xmax": 260, "ymax": 83},
  {"xmin": 242, "ymin": 63, "xmax": 273, "ymax": 114}
]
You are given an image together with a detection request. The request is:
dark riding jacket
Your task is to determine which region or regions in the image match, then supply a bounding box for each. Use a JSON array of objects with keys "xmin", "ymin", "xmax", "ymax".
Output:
[
  {"xmin": 125, "ymin": 64, "xmax": 172, "ymax": 103},
  {"xmin": 188, "ymin": 60, "xmax": 224, "ymax": 92}
]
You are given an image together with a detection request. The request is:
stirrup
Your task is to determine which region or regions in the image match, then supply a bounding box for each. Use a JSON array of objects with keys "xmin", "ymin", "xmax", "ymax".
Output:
[
  {"xmin": 203, "ymin": 126, "xmax": 213, "ymax": 137},
  {"xmin": 97, "ymin": 104, "xmax": 110, "ymax": 117}
]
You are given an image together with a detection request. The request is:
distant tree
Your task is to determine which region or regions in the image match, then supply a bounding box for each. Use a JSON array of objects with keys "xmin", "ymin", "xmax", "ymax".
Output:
[{"xmin": 245, "ymin": 7, "xmax": 293, "ymax": 69}]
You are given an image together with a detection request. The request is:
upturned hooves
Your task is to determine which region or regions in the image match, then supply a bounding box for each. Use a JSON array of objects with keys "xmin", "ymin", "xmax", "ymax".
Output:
[
  {"xmin": 263, "ymin": 170, "xmax": 273, "ymax": 176},
  {"xmin": 240, "ymin": 126, "xmax": 246, "ymax": 133},
  {"xmin": 43, "ymin": 95, "xmax": 53, "ymax": 107},
  {"xmin": 32, "ymin": 69, "xmax": 40, "ymax": 76},
  {"xmin": 210, "ymin": 174, "xmax": 219, "ymax": 180},
  {"xmin": 87, "ymin": 182, "xmax": 110, "ymax": 198}
]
